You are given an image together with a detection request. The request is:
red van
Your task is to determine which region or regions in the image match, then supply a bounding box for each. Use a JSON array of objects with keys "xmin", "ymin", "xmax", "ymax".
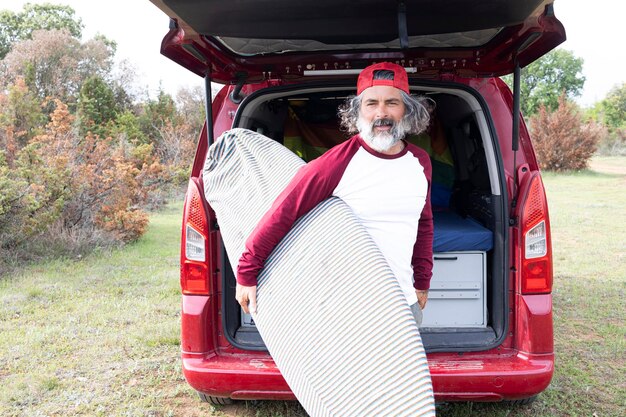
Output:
[{"xmin": 150, "ymin": 0, "xmax": 561, "ymax": 406}]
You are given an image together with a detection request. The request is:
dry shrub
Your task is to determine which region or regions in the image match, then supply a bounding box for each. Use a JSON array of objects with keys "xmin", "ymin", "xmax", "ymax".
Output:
[
  {"xmin": 155, "ymin": 120, "xmax": 196, "ymax": 186},
  {"xmin": 44, "ymin": 100, "xmax": 164, "ymax": 242},
  {"xmin": 97, "ymin": 206, "xmax": 149, "ymax": 242},
  {"xmin": 92, "ymin": 141, "xmax": 164, "ymax": 241},
  {"xmin": 1, "ymin": 98, "xmax": 165, "ymax": 257},
  {"xmin": 1, "ymin": 219, "xmax": 118, "ymax": 273},
  {"xmin": 530, "ymin": 95, "xmax": 605, "ymax": 171}
]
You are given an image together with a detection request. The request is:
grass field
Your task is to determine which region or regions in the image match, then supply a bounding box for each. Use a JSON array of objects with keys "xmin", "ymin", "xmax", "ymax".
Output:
[{"xmin": 1, "ymin": 156, "xmax": 624, "ymax": 416}]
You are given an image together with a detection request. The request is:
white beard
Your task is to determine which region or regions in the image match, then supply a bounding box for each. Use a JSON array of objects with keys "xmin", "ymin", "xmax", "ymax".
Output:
[{"xmin": 357, "ymin": 116, "xmax": 409, "ymax": 152}]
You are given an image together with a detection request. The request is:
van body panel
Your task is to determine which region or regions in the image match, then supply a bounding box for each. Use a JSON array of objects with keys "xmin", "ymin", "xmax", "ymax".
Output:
[
  {"xmin": 181, "ymin": 348, "xmax": 554, "ymax": 401},
  {"xmin": 153, "ymin": 0, "xmax": 559, "ymax": 405},
  {"xmin": 175, "ymin": 74, "xmax": 555, "ymax": 401}
]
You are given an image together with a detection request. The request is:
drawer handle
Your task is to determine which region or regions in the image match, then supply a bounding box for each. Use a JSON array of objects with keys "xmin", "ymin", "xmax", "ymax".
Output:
[{"xmin": 434, "ymin": 256, "xmax": 458, "ymax": 261}]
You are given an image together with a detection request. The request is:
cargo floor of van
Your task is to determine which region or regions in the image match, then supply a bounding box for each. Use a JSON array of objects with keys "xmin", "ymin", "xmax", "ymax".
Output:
[{"xmin": 220, "ymin": 84, "xmax": 508, "ymax": 352}]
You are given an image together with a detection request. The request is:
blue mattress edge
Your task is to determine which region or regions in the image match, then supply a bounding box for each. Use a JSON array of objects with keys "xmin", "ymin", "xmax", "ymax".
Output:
[{"xmin": 433, "ymin": 210, "xmax": 494, "ymax": 252}]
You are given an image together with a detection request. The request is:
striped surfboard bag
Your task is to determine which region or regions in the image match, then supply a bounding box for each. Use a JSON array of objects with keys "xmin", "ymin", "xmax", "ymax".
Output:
[{"xmin": 203, "ymin": 128, "xmax": 435, "ymax": 417}]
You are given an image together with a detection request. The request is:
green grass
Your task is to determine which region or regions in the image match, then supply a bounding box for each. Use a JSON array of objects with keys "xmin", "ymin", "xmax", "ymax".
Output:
[
  {"xmin": 0, "ymin": 202, "xmax": 211, "ymax": 417},
  {"xmin": 1, "ymin": 158, "xmax": 624, "ymax": 416}
]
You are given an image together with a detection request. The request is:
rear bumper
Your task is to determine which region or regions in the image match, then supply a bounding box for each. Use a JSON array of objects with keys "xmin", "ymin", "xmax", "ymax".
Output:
[
  {"xmin": 183, "ymin": 350, "xmax": 553, "ymax": 402},
  {"xmin": 183, "ymin": 352, "xmax": 293, "ymax": 400},
  {"xmin": 428, "ymin": 352, "xmax": 554, "ymax": 401}
]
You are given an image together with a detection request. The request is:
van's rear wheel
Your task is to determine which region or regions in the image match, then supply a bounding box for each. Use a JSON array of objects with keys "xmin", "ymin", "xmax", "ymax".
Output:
[
  {"xmin": 198, "ymin": 392, "xmax": 234, "ymax": 406},
  {"xmin": 506, "ymin": 395, "xmax": 537, "ymax": 406}
]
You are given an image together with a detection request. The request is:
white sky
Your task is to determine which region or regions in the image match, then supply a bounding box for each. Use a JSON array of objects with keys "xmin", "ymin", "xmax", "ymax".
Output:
[{"xmin": 4, "ymin": 0, "xmax": 625, "ymax": 106}]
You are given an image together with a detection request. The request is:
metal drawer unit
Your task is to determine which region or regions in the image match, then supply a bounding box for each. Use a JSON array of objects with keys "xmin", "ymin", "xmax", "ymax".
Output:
[{"xmin": 422, "ymin": 251, "xmax": 487, "ymax": 328}]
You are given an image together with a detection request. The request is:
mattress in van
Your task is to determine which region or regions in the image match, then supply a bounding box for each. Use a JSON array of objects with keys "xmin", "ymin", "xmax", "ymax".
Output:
[{"xmin": 433, "ymin": 210, "xmax": 493, "ymax": 252}]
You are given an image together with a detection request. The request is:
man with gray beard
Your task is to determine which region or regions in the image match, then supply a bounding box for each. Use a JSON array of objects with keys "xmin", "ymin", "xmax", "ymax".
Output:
[{"xmin": 236, "ymin": 62, "xmax": 434, "ymax": 328}]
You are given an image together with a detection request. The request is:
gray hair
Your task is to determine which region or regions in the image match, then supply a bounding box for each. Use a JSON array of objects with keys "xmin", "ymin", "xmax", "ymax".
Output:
[{"xmin": 338, "ymin": 71, "xmax": 432, "ymax": 135}]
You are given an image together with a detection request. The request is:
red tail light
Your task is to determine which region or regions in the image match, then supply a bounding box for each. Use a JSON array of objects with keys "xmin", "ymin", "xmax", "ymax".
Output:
[
  {"xmin": 520, "ymin": 174, "xmax": 553, "ymax": 294},
  {"xmin": 181, "ymin": 179, "xmax": 211, "ymax": 295}
]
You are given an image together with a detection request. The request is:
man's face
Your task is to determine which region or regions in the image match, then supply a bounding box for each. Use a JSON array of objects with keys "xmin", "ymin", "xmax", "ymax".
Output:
[{"xmin": 357, "ymin": 85, "xmax": 408, "ymax": 152}]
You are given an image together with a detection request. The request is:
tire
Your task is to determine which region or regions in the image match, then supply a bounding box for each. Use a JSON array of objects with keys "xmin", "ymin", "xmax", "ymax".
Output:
[
  {"xmin": 197, "ymin": 392, "xmax": 235, "ymax": 406},
  {"xmin": 506, "ymin": 395, "xmax": 537, "ymax": 406}
]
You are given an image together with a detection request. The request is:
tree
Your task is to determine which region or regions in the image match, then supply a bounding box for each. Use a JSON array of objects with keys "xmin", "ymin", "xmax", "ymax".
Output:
[
  {"xmin": 503, "ymin": 49, "xmax": 585, "ymax": 116},
  {"xmin": 600, "ymin": 83, "xmax": 626, "ymax": 130},
  {"xmin": 176, "ymin": 85, "xmax": 206, "ymax": 131},
  {"xmin": 590, "ymin": 83, "xmax": 626, "ymax": 155},
  {"xmin": 138, "ymin": 89, "xmax": 179, "ymax": 143},
  {"xmin": 0, "ymin": 77, "xmax": 46, "ymax": 156},
  {"xmin": 110, "ymin": 110, "xmax": 147, "ymax": 145},
  {"xmin": 0, "ymin": 3, "xmax": 83, "ymax": 59},
  {"xmin": 77, "ymin": 75, "xmax": 119, "ymax": 137},
  {"xmin": 1, "ymin": 29, "xmax": 116, "ymax": 109}
]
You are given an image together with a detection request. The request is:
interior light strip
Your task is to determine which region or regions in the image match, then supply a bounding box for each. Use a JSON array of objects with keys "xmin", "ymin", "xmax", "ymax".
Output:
[{"xmin": 303, "ymin": 67, "xmax": 418, "ymax": 76}]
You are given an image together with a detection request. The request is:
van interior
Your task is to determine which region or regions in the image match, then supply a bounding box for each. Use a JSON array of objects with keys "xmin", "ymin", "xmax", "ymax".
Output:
[{"xmin": 219, "ymin": 84, "xmax": 508, "ymax": 352}]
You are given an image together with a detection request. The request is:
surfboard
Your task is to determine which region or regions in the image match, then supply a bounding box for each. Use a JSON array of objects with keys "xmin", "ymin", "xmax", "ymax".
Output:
[{"xmin": 203, "ymin": 128, "xmax": 435, "ymax": 417}]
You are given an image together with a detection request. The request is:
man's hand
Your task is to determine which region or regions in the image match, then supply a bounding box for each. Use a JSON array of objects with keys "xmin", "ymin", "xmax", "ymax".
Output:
[
  {"xmin": 236, "ymin": 283, "xmax": 257, "ymax": 314},
  {"xmin": 416, "ymin": 290, "xmax": 428, "ymax": 310}
]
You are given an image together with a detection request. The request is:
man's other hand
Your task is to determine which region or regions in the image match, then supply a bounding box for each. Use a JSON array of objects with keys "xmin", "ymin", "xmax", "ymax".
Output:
[
  {"xmin": 416, "ymin": 290, "xmax": 428, "ymax": 310},
  {"xmin": 236, "ymin": 283, "xmax": 257, "ymax": 314}
]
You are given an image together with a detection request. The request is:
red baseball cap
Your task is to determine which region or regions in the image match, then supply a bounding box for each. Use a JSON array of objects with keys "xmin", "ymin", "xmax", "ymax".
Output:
[{"xmin": 356, "ymin": 62, "xmax": 410, "ymax": 95}]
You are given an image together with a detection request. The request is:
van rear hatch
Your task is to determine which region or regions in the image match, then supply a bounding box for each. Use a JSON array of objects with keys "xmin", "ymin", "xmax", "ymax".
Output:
[{"xmin": 150, "ymin": 0, "xmax": 565, "ymax": 82}]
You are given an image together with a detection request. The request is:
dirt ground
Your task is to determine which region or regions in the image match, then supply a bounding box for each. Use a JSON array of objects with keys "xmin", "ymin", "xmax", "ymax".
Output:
[{"xmin": 589, "ymin": 156, "xmax": 626, "ymax": 175}]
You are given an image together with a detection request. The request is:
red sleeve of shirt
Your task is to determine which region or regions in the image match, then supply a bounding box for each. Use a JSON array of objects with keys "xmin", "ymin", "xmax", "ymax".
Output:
[
  {"xmin": 407, "ymin": 144, "xmax": 434, "ymax": 291},
  {"xmin": 236, "ymin": 136, "xmax": 361, "ymax": 286}
]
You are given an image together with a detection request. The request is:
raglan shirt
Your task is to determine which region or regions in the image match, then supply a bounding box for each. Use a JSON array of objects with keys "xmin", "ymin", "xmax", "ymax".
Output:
[{"xmin": 237, "ymin": 134, "xmax": 434, "ymax": 306}]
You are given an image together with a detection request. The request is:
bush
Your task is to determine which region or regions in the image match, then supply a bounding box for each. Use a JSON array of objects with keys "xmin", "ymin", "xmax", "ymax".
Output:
[
  {"xmin": 0, "ymin": 26, "xmax": 204, "ymax": 272},
  {"xmin": 596, "ymin": 128, "xmax": 626, "ymax": 156},
  {"xmin": 529, "ymin": 95, "xmax": 605, "ymax": 171},
  {"xmin": 34, "ymin": 100, "xmax": 165, "ymax": 242},
  {"xmin": 0, "ymin": 147, "xmax": 70, "ymax": 248},
  {"xmin": 0, "ymin": 98, "xmax": 167, "ymax": 273}
]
